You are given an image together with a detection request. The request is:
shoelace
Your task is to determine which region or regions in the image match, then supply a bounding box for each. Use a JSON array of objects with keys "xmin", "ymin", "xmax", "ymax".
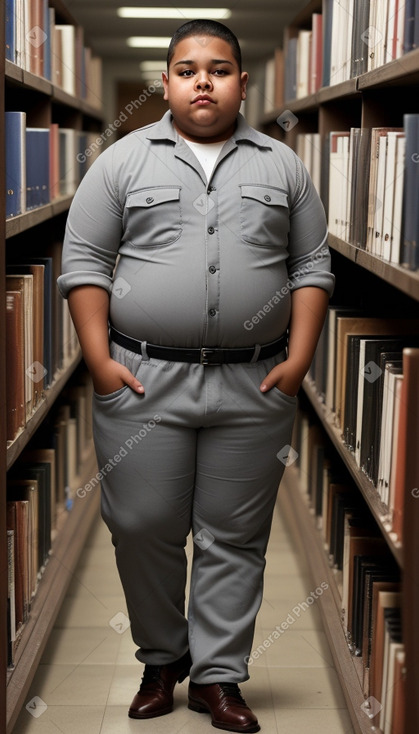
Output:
[
  {"xmin": 140, "ymin": 665, "xmax": 162, "ymax": 687},
  {"xmin": 219, "ymin": 683, "xmax": 247, "ymax": 705}
]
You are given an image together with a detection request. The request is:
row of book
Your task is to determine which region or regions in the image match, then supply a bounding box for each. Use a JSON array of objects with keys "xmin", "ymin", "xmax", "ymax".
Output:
[
  {"xmin": 5, "ymin": 0, "xmax": 102, "ymax": 106},
  {"xmin": 292, "ymin": 403, "xmax": 405, "ymax": 733},
  {"xmin": 326, "ymin": 0, "xmax": 419, "ymax": 85},
  {"xmin": 297, "ymin": 114, "xmax": 419, "ymax": 271},
  {"xmin": 5, "ymin": 110, "xmax": 101, "ymax": 218},
  {"xmin": 309, "ymin": 305, "xmax": 419, "ymax": 541},
  {"xmin": 6, "ymin": 241, "xmax": 79, "ymax": 443},
  {"xmin": 263, "ymin": 1, "xmax": 419, "ymax": 109},
  {"xmin": 7, "ymin": 371, "xmax": 94, "ymax": 668}
]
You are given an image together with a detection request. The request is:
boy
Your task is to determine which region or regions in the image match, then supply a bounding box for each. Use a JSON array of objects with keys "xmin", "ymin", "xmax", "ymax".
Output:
[{"xmin": 58, "ymin": 19, "xmax": 334, "ymax": 733}]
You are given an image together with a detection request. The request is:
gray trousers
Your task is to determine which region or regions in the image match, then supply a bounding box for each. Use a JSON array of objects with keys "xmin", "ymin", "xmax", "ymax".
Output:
[{"xmin": 92, "ymin": 341, "xmax": 297, "ymax": 684}]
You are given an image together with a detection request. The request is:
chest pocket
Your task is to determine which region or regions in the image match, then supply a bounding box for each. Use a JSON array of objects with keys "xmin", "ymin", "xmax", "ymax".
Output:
[
  {"xmin": 240, "ymin": 185, "xmax": 289, "ymax": 247},
  {"xmin": 124, "ymin": 186, "xmax": 182, "ymax": 247}
]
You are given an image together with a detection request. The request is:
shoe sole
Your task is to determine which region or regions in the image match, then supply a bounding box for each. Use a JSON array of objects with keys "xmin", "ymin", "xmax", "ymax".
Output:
[
  {"xmin": 188, "ymin": 699, "xmax": 261, "ymax": 733},
  {"xmin": 128, "ymin": 705, "xmax": 173, "ymax": 719}
]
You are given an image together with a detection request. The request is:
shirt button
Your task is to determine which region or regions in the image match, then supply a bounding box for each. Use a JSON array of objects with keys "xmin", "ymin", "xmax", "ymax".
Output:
[
  {"xmin": 264, "ymin": 194, "xmax": 271, "ymax": 202},
  {"xmin": 208, "ymin": 226, "xmax": 215, "ymax": 234},
  {"xmin": 146, "ymin": 197, "xmax": 154, "ymax": 204},
  {"xmin": 209, "ymin": 308, "xmax": 217, "ymax": 317},
  {"xmin": 209, "ymin": 265, "xmax": 216, "ymax": 274}
]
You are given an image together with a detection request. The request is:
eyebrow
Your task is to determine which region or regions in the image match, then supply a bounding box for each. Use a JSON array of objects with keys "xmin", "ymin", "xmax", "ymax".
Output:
[{"xmin": 173, "ymin": 59, "xmax": 234, "ymax": 67}]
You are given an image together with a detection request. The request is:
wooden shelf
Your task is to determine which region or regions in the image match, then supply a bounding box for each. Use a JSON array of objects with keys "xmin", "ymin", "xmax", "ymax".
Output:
[
  {"xmin": 279, "ymin": 467, "xmax": 383, "ymax": 734},
  {"xmin": 328, "ymin": 234, "xmax": 419, "ymax": 302},
  {"xmin": 357, "ymin": 48, "xmax": 419, "ymax": 90},
  {"xmin": 5, "ymin": 60, "xmax": 103, "ymax": 120},
  {"xmin": 6, "ymin": 445, "xmax": 100, "ymax": 734},
  {"xmin": 6, "ymin": 349, "xmax": 82, "ymax": 470},
  {"xmin": 302, "ymin": 377, "xmax": 404, "ymax": 568},
  {"xmin": 5, "ymin": 196, "xmax": 74, "ymax": 239}
]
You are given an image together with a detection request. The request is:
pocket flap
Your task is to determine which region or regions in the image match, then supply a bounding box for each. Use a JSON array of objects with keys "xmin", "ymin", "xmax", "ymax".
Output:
[
  {"xmin": 126, "ymin": 187, "xmax": 181, "ymax": 208},
  {"xmin": 240, "ymin": 185, "xmax": 288, "ymax": 207}
]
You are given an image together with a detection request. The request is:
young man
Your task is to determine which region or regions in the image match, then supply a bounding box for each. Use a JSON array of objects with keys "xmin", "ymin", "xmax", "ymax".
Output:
[{"xmin": 58, "ymin": 19, "xmax": 334, "ymax": 734}]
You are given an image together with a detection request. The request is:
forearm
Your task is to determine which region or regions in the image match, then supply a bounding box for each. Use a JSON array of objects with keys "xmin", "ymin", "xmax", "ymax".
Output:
[
  {"xmin": 68, "ymin": 285, "xmax": 111, "ymax": 373},
  {"xmin": 287, "ymin": 286, "xmax": 329, "ymax": 380}
]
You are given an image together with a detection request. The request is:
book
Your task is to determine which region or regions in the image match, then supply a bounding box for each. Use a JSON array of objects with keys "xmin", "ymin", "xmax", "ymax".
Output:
[
  {"xmin": 5, "ymin": 111, "xmax": 26, "ymax": 218},
  {"xmin": 26, "ymin": 128, "xmax": 50, "ymax": 209},
  {"xmin": 6, "ymin": 291, "xmax": 25, "ymax": 442},
  {"xmin": 401, "ymin": 114, "xmax": 419, "ymax": 270}
]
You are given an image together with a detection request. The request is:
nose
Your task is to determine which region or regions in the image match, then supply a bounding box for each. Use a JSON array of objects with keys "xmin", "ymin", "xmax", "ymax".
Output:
[{"xmin": 195, "ymin": 71, "xmax": 213, "ymax": 90}]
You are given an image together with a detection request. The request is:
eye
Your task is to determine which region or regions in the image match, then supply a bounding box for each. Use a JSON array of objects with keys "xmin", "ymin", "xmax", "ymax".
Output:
[
  {"xmin": 213, "ymin": 69, "xmax": 228, "ymax": 75},
  {"xmin": 179, "ymin": 69, "xmax": 194, "ymax": 76}
]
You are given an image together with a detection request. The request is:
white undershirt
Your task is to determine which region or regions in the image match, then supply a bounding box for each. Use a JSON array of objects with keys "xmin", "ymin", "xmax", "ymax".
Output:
[{"xmin": 183, "ymin": 138, "xmax": 228, "ymax": 181}]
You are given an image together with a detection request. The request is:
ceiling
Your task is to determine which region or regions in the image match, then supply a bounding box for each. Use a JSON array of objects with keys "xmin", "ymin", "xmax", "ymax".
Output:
[{"xmin": 64, "ymin": 0, "xmax": 307, "ymax": 73}]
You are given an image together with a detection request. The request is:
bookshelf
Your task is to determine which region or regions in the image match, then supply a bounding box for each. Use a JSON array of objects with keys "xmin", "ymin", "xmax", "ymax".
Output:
[
  {"xmin": 1, "ymin": 2, "xmax": 103, "ymax": 732},
  {"xmin": 261, "ymin": 2, "xmax": 419, "ymax": 734}
]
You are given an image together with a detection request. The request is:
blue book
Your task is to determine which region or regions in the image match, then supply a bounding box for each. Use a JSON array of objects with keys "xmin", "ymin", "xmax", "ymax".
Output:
[
  {"xmin": 401, "ymin": 114, "xmax": 419, "ymax": 270},
  {"xmin": 5, "ymin": 111, "xmax": 26, "ymax": 218},
  {"xmin": 403, "ymin": 0, "xmax": 416, "ymax": 53},
  {"xmin": 26, "ymin": 128, "xmax": 50, "ymax": 210},
  {"xmin": 5, "ymin": 0, "xmax": 15, "ymax": 62}
]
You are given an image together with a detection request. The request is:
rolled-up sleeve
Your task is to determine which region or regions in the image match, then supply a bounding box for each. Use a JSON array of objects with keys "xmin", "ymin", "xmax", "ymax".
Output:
[
  {"xmin": 286, "ymin": 154, "xmax": 335, "ymax": 297},
  {"xmin": 57, "ymin": 146, "xmax": 123, "ymax": 299}
]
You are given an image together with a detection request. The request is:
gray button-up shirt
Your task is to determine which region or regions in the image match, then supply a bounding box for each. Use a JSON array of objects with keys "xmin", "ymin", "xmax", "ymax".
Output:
[{"xmin": 58, "ymin": 110, "xmax": 335, "ymax": 349}]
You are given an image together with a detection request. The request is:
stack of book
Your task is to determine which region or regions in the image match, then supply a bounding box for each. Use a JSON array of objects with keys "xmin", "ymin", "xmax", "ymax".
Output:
[
  {"xmin": 6, "ymin": 242, "xmax": 79, "ymax": 443},
  {"xmin": 5, "ymin": 111, "xmax": 101, "ymax": 218},
  {"xmin": 291, "ymin": 404, "xmax": 406, "ymax": 731},
  {"xmin": 323, "ymin": 114, "xmax": 419, "ymax": 271},
  {"xmin": 6, "ymin": 372, "xmax": 93, "ymax": 668},
  {"xmin": 309, "ymin": 306, "xmax": 419, "ymax": 542},
  {"xmin": 5, "ymin": 0, "xmax": 102, "ymax": 106}
]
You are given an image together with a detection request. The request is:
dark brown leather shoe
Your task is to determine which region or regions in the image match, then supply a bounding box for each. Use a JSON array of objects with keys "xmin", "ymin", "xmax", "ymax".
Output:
[
  {"xmin": 128, "ymin": 650, "xmax": 191, "ymax": 719},
  {"xmin": 188, "ymin": 682, "xmax": 260, "ymax": 732}
]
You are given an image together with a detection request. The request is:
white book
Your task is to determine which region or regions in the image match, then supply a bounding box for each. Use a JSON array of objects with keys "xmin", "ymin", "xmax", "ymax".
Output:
[
  {"xmin": 15, "ymin": 0, "xmax": 26, "ymax": 69},
  {"xmin": 380, "ymin": 638, "xmax": 404, "ymax": 733},
  {"xmin": 390, "ymin": 135, "xmax": 406, "ymax": 263},
  {"xmin": 381, "ymin": 131, "xmax": 404, "ymax": 261},
  {"xmin": 373, "ymin": 134, "xmax": 388, "ymax": 257},
  {"xmin": 296, "ymin": 30, "xmax": 311, "ymax": 99},
  {"xmin": 388, "ymin": 371, "xmax": 403, "ymax": 523},
  {"xmin": 263, "ymin": 57, "xmax": 276, "ymax": 113},
  {"xmin": 55, "ymin": 24, "xmax": 76, "ymax": 96},
  {"xmin": 346, "ymin": 128, "xmax": 357, "ymax": 243}
]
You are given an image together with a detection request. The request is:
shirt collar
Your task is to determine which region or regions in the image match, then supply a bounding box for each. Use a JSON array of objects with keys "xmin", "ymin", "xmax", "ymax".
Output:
[{"xmin": 146, "ymin": 109, "xmax": 272, "ymax": 150}]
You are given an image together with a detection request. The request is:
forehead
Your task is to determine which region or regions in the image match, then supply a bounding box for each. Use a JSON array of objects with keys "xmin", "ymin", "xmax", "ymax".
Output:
[{"xmin": 169, "ymin": 35, "xmax": 237, "ymax": 66}]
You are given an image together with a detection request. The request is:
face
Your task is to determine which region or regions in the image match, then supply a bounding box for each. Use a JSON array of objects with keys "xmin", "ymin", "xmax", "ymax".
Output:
[{"xmin": 162, "ymin": 35, "xmax": 248, "ymax": 143}]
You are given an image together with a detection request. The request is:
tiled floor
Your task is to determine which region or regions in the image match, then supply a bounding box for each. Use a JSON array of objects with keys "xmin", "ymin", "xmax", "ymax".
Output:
[{"xmin": 12, "ymin": 481, "xmax": 356, "ymax": 734}]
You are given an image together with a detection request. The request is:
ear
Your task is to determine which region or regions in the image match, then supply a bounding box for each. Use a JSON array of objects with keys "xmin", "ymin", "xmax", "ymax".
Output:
[
  {"xmin": 240, "ymin": 71, "xmax": 249, "ymax": 100},
  {"xmin": 162, "ymin": 71, "xmax": 169, "ymax": 101}
]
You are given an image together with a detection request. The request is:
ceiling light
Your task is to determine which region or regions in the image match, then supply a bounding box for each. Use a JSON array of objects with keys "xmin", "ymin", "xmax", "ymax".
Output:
[
  {"xmin": 127, "ymin": 37, "xmax": 172, "ymax": 48},
  {"xmin": 139, "ymin": 61, "xmax": 167, "ymax": 72},
  {"xmin": 119, "ymin": 7, "xmax": 231, "ymax": 20}
]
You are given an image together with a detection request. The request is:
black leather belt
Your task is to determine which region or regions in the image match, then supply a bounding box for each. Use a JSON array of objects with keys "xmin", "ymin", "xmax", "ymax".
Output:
[{"xmin": 109, "ymin": 326, "xmax": 287, "ymax": 365}]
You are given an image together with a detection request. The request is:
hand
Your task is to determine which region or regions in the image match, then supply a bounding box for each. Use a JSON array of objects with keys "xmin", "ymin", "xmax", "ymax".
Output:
[
  {"xmin": 259, "ymin": 359, "xmax": 305, "ymax": 398},
  {"xmin": 91, "ymin": 358, "xmax": 145, "ymax": 396}
]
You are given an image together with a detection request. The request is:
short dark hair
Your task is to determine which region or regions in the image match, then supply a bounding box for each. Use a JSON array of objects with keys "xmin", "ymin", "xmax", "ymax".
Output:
[{"xmin": 167, "ymin": 19, "xmax": 242, "ymax": 72}]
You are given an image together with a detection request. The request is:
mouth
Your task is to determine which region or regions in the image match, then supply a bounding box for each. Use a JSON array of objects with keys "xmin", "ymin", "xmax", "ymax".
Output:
[{"xmin": 192, "ymin": 95, "xmax": 215, "ymax": 105}]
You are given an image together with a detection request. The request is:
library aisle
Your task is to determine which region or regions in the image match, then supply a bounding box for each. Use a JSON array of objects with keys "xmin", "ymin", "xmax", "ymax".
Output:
[{"xmin": 11, "ymin": 473, "xmax": 355, "ymax": 734}]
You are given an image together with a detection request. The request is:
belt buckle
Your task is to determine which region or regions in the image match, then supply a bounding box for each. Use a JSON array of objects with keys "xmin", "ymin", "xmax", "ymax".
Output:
[{"xmin": 200, "ymin": 347, "xmax": 221, "ymax": 366}]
